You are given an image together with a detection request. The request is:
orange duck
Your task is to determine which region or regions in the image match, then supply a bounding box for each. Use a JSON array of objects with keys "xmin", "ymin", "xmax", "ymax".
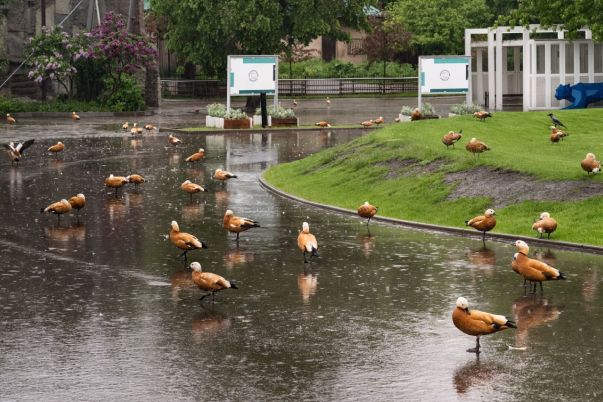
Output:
[
  {"xmin": 223, "ymin": 209, "xmax": 260, "ymax": 240},
  {"xmin": 442, "ymin": 130, "xmax": 463, "ymax": 149},
  {"xmin": 41, "ymin": 199, "xmax": 72, "ymax": 223},
  {"xmin": 531, "ymin": 212, "xmax": 557, "ymax": 239},
  {"xmin": 212, "ymin": 168, "xmax": 237, "ymax": 185},
  {"xmin": 104, "ymin": 174, "xmax": 129, "ymax": 196},
  {"xmin": 185, "ymin": 148, "xmax": 205, "ymax": 163},
  {"xmin": 68, "ymin": 193, "xmax": 86, "ymax": 218},
  {"xmin": 511, "ymin": 240, "xmax": 566, "ymax": 293},
  {"xmin": 357, "ymin": 201, "xmax": 378, "ymax": 225},
  {"xmin": 473, "ymin": 111, "xmax": 492, "ymax": 121},
  {"xmin": 297, "ymin": 222, "xmax": 319, "ymax": 263},
  {"xmin": 452, "ymin": 296, "xmax": 516, "ymax": 354},
  {"xmin": 170, "ymin": 220, "xmax": 207, "ymax": 261},
  {"xmin": 47, "ymin": 141, "xmax": 65, "ymax": 156},
  {"xmin": 189, "ymin": 261, "xmax": 237, "ymax": 302},
  {"xmin": 127, "ymin": 174, "xmax": 146, "ymax": 189},
  {"xmin": 465, "ymin": 208, "xmax": 496, "ymax": 242},
  {"xmin": 581, "ymin": 153, "xmax": 601, "ymax": 175},
  {"xmin": 465, "ymin": 138, "xmax": 490, "ymax": 158},
  {"xmin": 181, "ymin": 180, "xmax": 206, "ymax": 201}
]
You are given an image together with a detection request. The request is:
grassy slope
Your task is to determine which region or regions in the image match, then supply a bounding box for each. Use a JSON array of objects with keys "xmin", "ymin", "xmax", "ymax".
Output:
[{"xmin": 264, "ymin": 109, "xmax": 603, "ymax": 246}]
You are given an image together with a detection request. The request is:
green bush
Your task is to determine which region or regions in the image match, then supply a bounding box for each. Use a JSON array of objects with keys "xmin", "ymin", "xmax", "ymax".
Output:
[
  {"xmin": 207, "ymin": 103, "xmax": 226, "ymax": 117},
  {"xmin": 279, "ymin": 58, "xmax": 416, "ymax": 79},
  {"xmin": 254, "ymin": 104, "xmax": 296, "ymax": 118},
  {"xmin": 449, "ymin": 102, "xmax": 482, "ymax": 115},
  {"xmin": 0, "ymin": 96, "xmax": 112, "ymax": 113},
  {"xmin": 224, "ymin": 108, "xmax": 248, "ymax": 120},
  {"xmin": 421, "ymin": 102, "xmax": 436, "ymax": 116},
  {"xmin": 101, "ymin": 75, "xmax": 146, "ymax": 112}
]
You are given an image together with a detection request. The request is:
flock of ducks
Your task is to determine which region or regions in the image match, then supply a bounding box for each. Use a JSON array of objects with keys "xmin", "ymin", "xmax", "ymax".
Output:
[{"xmin": 2, "ymin": 107, "xmax": 580, "ymax": 355}]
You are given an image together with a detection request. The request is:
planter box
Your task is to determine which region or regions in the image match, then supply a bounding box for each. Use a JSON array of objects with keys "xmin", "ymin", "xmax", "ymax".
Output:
[
  {"xmin": 448, "ymin": 113, "xmax": 458, "ymax": 118},
  {"xmin": 224, "ymin": 117, "xmax": 252, "ymax": 129},
  {"xmin": 398, "ymin": 114, "xmax": 412, "ymax": 122},
  {"xmin": 271, "ymin": 117, "xmax": 298, "ymax": 127},
  {"xmin": 253, "ymin": 115, "xmax": 272, "ymax": 126},
  {"xmin": 205, "ymin": 116, "xmax": 224, "ymax": 128}
]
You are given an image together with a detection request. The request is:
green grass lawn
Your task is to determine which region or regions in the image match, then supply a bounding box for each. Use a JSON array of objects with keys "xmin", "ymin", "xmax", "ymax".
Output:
[{"xmin": 264, "ymin": 108, "xmax": 603, "ymax": 246}]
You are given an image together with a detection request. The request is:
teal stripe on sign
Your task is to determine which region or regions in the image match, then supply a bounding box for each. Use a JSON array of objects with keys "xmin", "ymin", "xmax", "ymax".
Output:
[
  {"xmin": 238, "ymin": 89, "xmax": 275, "ymax": 94},
  {"xmin": 430, "ymin": 88, "xmax": 468, "ymax": 93},
  {"xmin": 229, "ymin": 72, "xmax": 234, "ymax": 87},
  {"xmin": 242, "ymin": 57, "xmax": 276, "ymax": 64},
  {"xmin": 434, "ymin": 57, "xmax": 468, "ymax": 64},
  {"xmin": 420, "ymin": 72, "xmax": 425, "ymax": 86}
]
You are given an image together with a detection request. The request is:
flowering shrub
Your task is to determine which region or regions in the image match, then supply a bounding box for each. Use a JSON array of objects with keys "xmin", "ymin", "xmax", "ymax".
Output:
[
  {"xmin": 207, "ymin": 103, "xmax": 226, "ymax": 118},
  {"xmin": 224, "ymin": 108, "xmax": 248, "ymax": 120},
  {"xmin": 449, "ymin": 102, "xmax": 482, "ymax": 115},
  {"xmin": 25, "ymin": 26, "xmax": 91, "ymax": 95},
  {"xmin": 89, "ymin": 12, "xmax": 157, "ymax": 102},
  {"xmin": 255, "ymin": 104, "xmax": 296, "ymax": 118}
]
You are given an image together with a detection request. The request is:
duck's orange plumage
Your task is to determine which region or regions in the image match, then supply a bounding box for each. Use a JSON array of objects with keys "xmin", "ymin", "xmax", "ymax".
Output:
[
  {"xmin": 410, "ymin": 108, "xmax": 422, "ymax": 121},
  {"xmin": 452, "ymin": 297, "xmax": 516, "ymax": 354},
  {"xmin": 212, "ymin": 168, "xmax": 237, "ymax": 182},
  {"xmin": 297, "ymin": 222, "xmax": 319, "ymax": 263},
  {"xmin": 465, "ymin": 137, "xmax": 490, "ymax": 157},
  {"xmin": 442, "ymin": 131, "xmax": 463, "ymax": 149},
  {"xmin": 68, "ymin": 193, "xmax": 86, "ymax": 213},
  {"xmin": 189, "ymin": 262, "xmax": 237, "ymax": 301},
  {"xmin": 104, "ymin": 174, "xmax": 128, "ymax": 189},
  {"xmin": 357, "ymin": 201, "xmax": 377, "ymax": 224},
  {"xmin": 168, "ymin": 134, "xmax": 182, "ymax": 146},
  {"xmin": 373, "ymin": 116, "xmax": 384, "ymax": 125},
  {"xmin": 581, "ymin": 153, "xmax": 601, "ymax": 174},
  {"xmin": 512, "ymin": 240, "xmax": 565, "ymax": 291},
  {"xmin": 315, "ymin": 121, "xmax": 331, "ymax": 128},
  {"xmin": 6, "ymin": 113, "xmax": 16, "ymax": 124},
  {"xmin": 127, "ymin": 174, "xmax": 145, "ymax": 187},
  {"xmin": 47, "ymin": 141, "xmax": 65, "ymax": 154},
  {"xmin": 223, "ymin": 209, "xmax": 260, "ymax": 240},
  {"xmin": 71, "ymin": 111, "xmax": 80, "ymax": 121},
  {"xmin": 170, "ymin": 221, "xmax": 207, "ymax": 260},
  {"xmin": 41, "ymin": 199, "xmax": 72, "ymax": 222},
  {"xmin": 361, "ymin": 120, "xmax": 373, "ymax": 128},
  {"xmin": 531, "ymin": 212, "xmax": 557, "ymax": 239},
  {"xmin": 465, "ymin": 208, "xmax": 496, "ymax": 240},
  {"xmin": 185, "ymin": 148, "xmax": 205, "ymax": 163},
  {"xmin": 473, "ymin": 111, "xmax": 492, "ymax": 121}
]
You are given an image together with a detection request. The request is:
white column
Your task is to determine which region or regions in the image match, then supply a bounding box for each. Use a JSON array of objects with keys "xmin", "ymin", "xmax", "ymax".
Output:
[
  {"xmin": 531, "ymin": 40, "xmax": 537, "ymax": 108},
  {"xmin": 559, "ymin": 42, "xmax": 566, "ymax": 107},
  {"xmin": 465, "ymin": 31, "xmax": 472, "ymax": 104},
  {"xmin": 588, "ymin": 42, "xmax": 595, "ymax": 82},
  {"xmin": 488, "ymin": 30, "xmax": 496, "ymax": 110},
  {"xmin": 476, "ymin": 49, "xmax": 484, "ymax": 105},
  {"xmin": 522, "ymin": 29, "xmax": 530, "ymax": 111},
  {"xmin": 514, "ymin": 46, "xmax": 521, "ymax": 93},
  {"xmin": 495, "ymin": 28, "xmax": 504, "ymax": 110},
  {"xmin": 574, "ymin": 43, "xmax": 580, "ymax": 84},
  {"xmin": 544, "ymin": 43, "xmax": 551, "ymax": 108}
]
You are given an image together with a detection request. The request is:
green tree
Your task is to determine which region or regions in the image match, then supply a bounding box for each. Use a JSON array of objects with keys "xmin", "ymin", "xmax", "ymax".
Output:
[
  {"xmin": 364, "ymin": 16, "xmax": 409, "ymax": 77},
  {"xmin": 500, "ymin": 0, "xmax": 603, "ymax": 41},
  {"xmin": 150, "ymin": 0, "xmax": 374, "ymax": 79},
  {"xmin": 386, "ymin": 0, "xmax": 492, "ymax": 55}
]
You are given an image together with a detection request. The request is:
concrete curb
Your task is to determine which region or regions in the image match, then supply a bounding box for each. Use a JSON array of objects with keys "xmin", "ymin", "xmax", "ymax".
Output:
[
  {"xmin": 161, "ymin": 126, "xmax": 379, "ymax": 135},
  {"xmin": 10, "ymin": 110, "xmax": 156, "ymax": 118},
  {"xmin": 259, "ymin": 174, "xmax": 603, "ymax": 255}
]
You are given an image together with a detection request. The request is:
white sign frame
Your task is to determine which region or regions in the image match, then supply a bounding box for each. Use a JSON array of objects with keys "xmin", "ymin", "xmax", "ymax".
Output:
[
  {"xmin": 418, "ymin": 55, "xmax": 471, "ymax": 109},
  {"xmin": 227, "ymin": 55, "xmax": 278, "ymax": 110}
]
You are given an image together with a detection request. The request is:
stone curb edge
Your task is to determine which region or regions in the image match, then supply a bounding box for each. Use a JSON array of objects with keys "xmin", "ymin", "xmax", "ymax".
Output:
[{"xmin": 258, "ymin": 173, "xmax": 603, "ymax": 255}]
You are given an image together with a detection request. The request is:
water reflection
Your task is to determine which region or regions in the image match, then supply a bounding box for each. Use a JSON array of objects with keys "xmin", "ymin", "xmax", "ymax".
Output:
[
  {"xmin": 512, "ymin": 295, "xmax": 562, "ymax": 347},
  {"xmin": 297, "ymin": 271, "xmax": 318, "ymax": 303},
  {"xmin": 191, "ymin": 307, "xmax": 232, "ymax": 342},
  {"xmin": 533, "ymin": 248, "xmax": 557, "ymax": 266},
  {"xmin": 466, "ymin": 246, "xmax": 496, "ymax": 269},
  {"xmin": 359, "ymin": 233, "xmax": 376, "ymax": 257},
  {"xmin": 170, "ymin": 269, "xmax": 195, "ymax": 301},
  {"xmin": 223, "ymin": 248, "xmax": 254, "ymax": 269},
  {"xmin": 582, "ymin": 267, "xmax": 599, "ymax": 308},
  {"xmin": 105, "ymin": 197, "xmax": 127, "ymax": 222},
  {"xmin": 182, "ymin": 202, "xmax": 205, "ymax": 223},
  {"xmin": 44, "ymin": 223, "xmax": 86, "ymax": 244},
  {"xmin": 453, "ymin": 358, "xmax": 502, "ymax": 395}
]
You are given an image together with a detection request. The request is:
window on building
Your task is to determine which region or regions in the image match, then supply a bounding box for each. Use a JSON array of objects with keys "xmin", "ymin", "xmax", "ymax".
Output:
[
  {"xmin": 347, "ymin": 39, "xmax": 366, "ymax": 55},
  {"xmin": 551, "ymin": 44, "xmax": 559, "ymax": 74}
]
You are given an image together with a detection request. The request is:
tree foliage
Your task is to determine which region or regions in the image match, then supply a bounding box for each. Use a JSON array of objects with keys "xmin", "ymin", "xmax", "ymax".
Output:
[
  {"xmin": 150, "ymin": 0, "xmax": 374, "ymax": 78},
  {"xmin": 500, "ymin": 0, "xmax": 603, "ymax": 41},
  {"xmin": 363, "ymin": 16, "xmax": 410, "ymax": 76},
  {"xmin": 386, "ymin": 0, "xmax": 492, "ymax": 55}
]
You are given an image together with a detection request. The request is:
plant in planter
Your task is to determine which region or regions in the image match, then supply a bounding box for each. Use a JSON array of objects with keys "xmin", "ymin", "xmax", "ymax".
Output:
[
  {"xmin": 254, "ymin": 104, "xmax": 298, "ymax": 127},
  {"xmin": 449, "ymin": 102, "xmax": 481, "ymax": 117},
  {"xmin": 223, "ymin": 108, "xmax": 252, "ymax": 129},
  {"xmin": 398, "ymin": 105, "xmax": 414, "ymax": 122},
  {"xmin": 205, "ymin": 103, "xmax": 226, "ymax": 128},
  {"xmin": 420, "ymin": 102, "xmax": 438, "ymax": 118}
]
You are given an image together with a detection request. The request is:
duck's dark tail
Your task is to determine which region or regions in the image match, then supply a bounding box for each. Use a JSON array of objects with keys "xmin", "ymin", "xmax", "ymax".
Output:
[
  {"xmin": 229, "ymin": 281, "xmax": 239, "ymax": 289},
  {"xmin": 505, "ymin": 319, "xmax": 517, "ymax": 329},
  {"xmin": 558, "ymin": 271, "xmax": 567, "ymax": 280},
  {"xmin": 311, "ymin": 247, "xmax": 319, "ymax": 258}
]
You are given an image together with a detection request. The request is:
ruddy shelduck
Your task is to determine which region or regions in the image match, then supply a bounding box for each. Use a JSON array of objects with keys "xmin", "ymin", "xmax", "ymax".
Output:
[
  {"xmin": 130, "ymin": 123, "xmax": 143, "ymax": 136},
  {"xmin": 581, "ymin": 153, "xmax": 601, "ymax": 175},
  {"xmin": 442, "ymin": 130, "xmax": 463, "ymax": 149},
  {"xmin": 357, "ymin": 201, "xmax": 378, "ymax": 225},
  {"xmin": 473, "ymin": 111, "xmax": 492, "ymax": 121},
  {"xmin": 168, "ymin": 134, "xmax": 182, "ymax": 146},
  {"xmin": 71, "ymin": 111, "xmax": 80, "ymax": 121},
  {"xmin": 144, "ymin": 124, "xmax": 156, "ymax": 131},
  {"xmin": 373, "ymin": 116, "xmax": 384, "ymax": 125},
  {"xmin": 361, "ymin": 120, "xmax": 373, "ymax": 128},
  {"xmin": 465, "ymin": 208, "xmax": 496, "ymax": 242},
  {"xmin": 181, "ymin": 179, "xmax": 206, "ymax": 202},
  {"xmin": 410, "ymin": 108, "xmax": 422, "ymax": 121},
  {"xmin": 315, "ymin": 121, "xmax": 331, "ymax": 128},
  {"xmin": 212, "ymin": 168, "xmax": 237, "ymax": 184},
  {"xmin": 4, "ymin": 139, "xmax": 34, "ymax": 164},
  {"xmin": 122, "ymin": 121, "xmax": 129, "ymax": 130},
  {"xmin": 68, "ymin": 193, "xmax": 86, "ymax": 217},
  {"xmin": 223, "ymin": 209, "xmax": 260, "ymax": 240},
  {"xmin": 512, "ymin": 240, "xmax": 566, "ymax": 293},
  {"xmin": 47, "ymin": 141, "xmax": 64, "ymax": 155},
  {"xmin": 549, "ymin": 126, "xmax": 568, "ymax": 143},
  {"xmin": 104, "ymin": 174, "xmax": 129, "ymax": 196},
  {"xmin": 170, "ymin": 220, "xmax": 207, "ymax": 261},
  {"xmin": 394, "ymin": 117, "xmax": 401, "ymax": 123},
  {"xmin": 452, "ymin": 296, "xmax": 516, "ymax": 354},
  {"xmin": 6, "ymin": 113, "xmax": 16, "ymax": 124},
  {"xmin": 297, "ymin": 222, "xmax": 319, "ymax": 263},
  {"xmin": 326, "ymin": 96, "xmax": 331, "ymax": 105},
  {"xmin": 465, "ymin": 137, "xmax": 490, "ymax": 158},
  {"xmin": 293, "ymin": 99, "xmax": 298, "ymax": 107},
  {"xmin": 190, "ymin": 262, "xmax": 237, "ymax": 302},
  {"xmin": 41, "ymin": 198, "xmax": 72, "ymax": 223},
  {"xmin": 127, "ymin": 174, "xmax": 146, "ymax": 189},
  {"xmin": 185, "ymin": 148, "xmax": 205, "ymax": 163},
  {"xmin": 532, "ymin": 212, "xmax": 557, "ymax": 239}
]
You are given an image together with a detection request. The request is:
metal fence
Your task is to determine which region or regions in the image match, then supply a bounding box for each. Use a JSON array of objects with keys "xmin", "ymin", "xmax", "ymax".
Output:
[{"xmin": 161, "ymin": 77, "xmax": 418, "ymax": 98}]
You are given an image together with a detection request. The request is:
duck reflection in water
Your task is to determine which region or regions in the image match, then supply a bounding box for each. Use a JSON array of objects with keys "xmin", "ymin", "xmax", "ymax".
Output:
[
  {"xmin": 533, "ymin": 248, "xmax": 557, "ymax": 266},
  {"xmin": 192, "ymin": 306, "xmax": 232, "ymax": 342},
  {"xmin": 453, "ymin": 357, "xmax": 502, "ymax": 395},
  {"xmin": 223, "ymin": 248, "xmax": 255, "ymax": 270},
  {"xmin": 170, "ymin": 269, "xmax": 196, "ymax": 302},
  {"xmin": 125, "ymin": 192, "xmax": 144, "ymax": 208},
  {"xmin": 48, "ymin": 158, "xmax": 64, "ymax": 172},
  {"xmin": 512, "ymin": 295, "xmax": 562, "ymax": 347},
  {"xmin": 182, "ymin": 202, "xmax": 204, "ymax": 224},
  {"xmin": 297, "ymin": 270, "xmax": 318, "ymax": 303},
  {"xmin": 582, "ymin": 268, "xmax": 599, "ymax": 309},
  {"xmin": 168, "ymin": 152, "xmax": 181, "ymax": 167},
  {"xmin": 45, "ymin": 223, "xmax": 86, "ymax": 244},
  {"xmin": 359, "ymin": 233, "xmax": 375, "ymax": 257},
  {"xmin": 129, "ymin": 138, "xmax": 142, "ymax": 150},
  {"xmin": 466, "ymin": 246, "xmax": 496, "ymax": 269},
  {"xmin": 105, "ymin": 197, "xmax": 127, "ymax": 222}
]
